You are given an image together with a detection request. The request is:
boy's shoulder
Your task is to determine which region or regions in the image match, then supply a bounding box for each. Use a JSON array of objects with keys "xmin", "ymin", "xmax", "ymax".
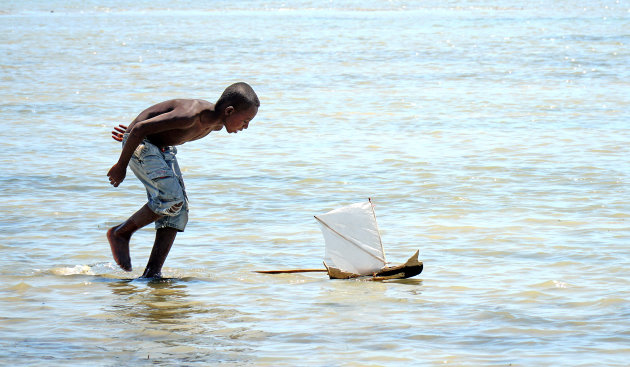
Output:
[
  {"xmin": 169, "ymin": 98, "xmax": 213, "ymax": 108},
  {"xmin": 193, "ymin": 98, "xmax": 214, "ymax": 109},
  {"xmin": 187, "ymin": 99, "xmax": 215, "ymax": 114},
  {"xmin": 163, "ymin": 98, "xmax": 214, "ymax": 117}
]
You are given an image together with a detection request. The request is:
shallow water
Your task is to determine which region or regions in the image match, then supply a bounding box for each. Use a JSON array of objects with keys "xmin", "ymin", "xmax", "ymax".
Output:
[{"xmin": 1, "ymin": 1, "xmax": 629, "ymax": 365}]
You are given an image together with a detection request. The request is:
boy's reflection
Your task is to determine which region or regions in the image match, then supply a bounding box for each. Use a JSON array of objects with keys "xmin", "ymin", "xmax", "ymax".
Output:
[{"xmin": 107, "ymin": 278, "xmax": 201, "ymax": 328}]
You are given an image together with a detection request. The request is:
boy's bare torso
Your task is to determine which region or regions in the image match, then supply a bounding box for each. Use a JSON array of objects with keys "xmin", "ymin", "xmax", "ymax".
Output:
[
  {"xmin": 127, "ymin": 99, "xmax": 224, "ymax": 147},
  {"xmin": 108, "ymin": 96, "xmax": 256, "ymax": 188}
]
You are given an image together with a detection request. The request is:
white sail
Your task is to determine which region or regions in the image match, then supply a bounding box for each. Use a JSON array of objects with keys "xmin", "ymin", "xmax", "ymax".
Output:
[{"xmin": 315, "ymin": 200, "xmax": 387, "ymax": 275}]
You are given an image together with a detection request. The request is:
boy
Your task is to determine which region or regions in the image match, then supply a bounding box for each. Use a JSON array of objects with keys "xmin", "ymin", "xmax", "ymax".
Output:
[{"xmin": 107, "ymin": 82, "xmax": 259, "ymax": 278}]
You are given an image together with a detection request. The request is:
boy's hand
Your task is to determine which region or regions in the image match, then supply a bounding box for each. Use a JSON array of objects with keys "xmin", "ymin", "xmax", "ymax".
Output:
[
  {"xmin": 112, "ymin": 124, "xmax": 128, "ymax": 142},
  {"xmin": 107, "ymin": 163, "xmax": 126, "ymax": 187}
]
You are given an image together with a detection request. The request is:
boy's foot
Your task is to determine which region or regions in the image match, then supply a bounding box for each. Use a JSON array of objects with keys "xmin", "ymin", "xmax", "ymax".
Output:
[
  {"xmin": 107, "ymin": 225, "xmax": 132, "ymax": 271},
  {"xmin": 140, "ymin": 271, "xmax": 162, "ymax": 279}
]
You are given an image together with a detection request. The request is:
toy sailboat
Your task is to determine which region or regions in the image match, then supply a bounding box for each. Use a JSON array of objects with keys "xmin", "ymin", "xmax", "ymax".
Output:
[
  {"xmin": 315, "ymin": 199, "xmax": 422, "ymax": 280},
  {"xmin": 256, "ymin": 199, "xmax": 423, "ymax": 281}
]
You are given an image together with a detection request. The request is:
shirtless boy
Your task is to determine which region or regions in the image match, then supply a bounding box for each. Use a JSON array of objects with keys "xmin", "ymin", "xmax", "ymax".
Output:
[{"xmin": 107, "ymin": 82, "xmax": 259, "ymax": 278}]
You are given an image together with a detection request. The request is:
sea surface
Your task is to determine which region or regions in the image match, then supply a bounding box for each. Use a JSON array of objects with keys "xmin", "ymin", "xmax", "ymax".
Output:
[{"xmin": 1, "ymin": 1, "xmax": 629, "ymax": 365}]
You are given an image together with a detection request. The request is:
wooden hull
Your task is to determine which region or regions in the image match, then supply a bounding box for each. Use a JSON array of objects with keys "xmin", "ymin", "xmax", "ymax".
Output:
[{"xmin": 325, "ymin": 250, "xmax": 423, "ymax": 280}]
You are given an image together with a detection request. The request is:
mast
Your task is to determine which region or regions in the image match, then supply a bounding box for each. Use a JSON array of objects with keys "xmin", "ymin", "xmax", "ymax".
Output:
[{"xmin": 368, "ymin": 198, "xmax": 388, "ymax": 266}]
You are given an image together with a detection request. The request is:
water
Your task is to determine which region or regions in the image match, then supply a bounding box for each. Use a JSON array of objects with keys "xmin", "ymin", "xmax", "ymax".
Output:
[{"xmin": 1, "ymin": 1, "xmax": 629, "ymax": 365}]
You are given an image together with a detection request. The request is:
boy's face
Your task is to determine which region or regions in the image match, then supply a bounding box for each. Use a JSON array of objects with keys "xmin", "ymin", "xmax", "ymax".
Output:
[{"xmin": 224, "ymin": 105, "xmax": 258, "ymax": 133}]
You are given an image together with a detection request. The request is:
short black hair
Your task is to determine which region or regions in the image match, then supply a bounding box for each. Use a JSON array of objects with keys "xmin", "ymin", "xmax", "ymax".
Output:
[{"xmin": 215, "ymin": 82, "xmax": 260, "ymax": 112}]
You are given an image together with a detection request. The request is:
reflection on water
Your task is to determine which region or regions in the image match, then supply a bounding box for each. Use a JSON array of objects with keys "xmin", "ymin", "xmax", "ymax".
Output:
[
  {"xmin": 103, "ymin": 278, "xmax": 255, "ymax": 364},
  {"xmin": 107, "ymin": 278, "xmax": 197, "ymax": 326}
]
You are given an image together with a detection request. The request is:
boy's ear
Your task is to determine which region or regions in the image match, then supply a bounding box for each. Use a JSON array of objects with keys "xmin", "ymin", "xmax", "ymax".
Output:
[{"xmin": 224, "ymin": 106, "xmax": 235, "ymax": 116}]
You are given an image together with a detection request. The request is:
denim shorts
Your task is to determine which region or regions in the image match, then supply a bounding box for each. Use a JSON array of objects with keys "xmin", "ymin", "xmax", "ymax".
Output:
[{"xmin": 123, "ymin": 134, "xmax": 189, "ymax": 231}]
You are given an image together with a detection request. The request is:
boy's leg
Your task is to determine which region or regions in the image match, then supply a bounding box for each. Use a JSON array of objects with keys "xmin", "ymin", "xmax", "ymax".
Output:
[
  {"xmin": 107, "ymin": 204, "xmax": 162, "ymax": 271},
  {"xmin": 141, "ymin": 227, "xmax": 178, "ymax": 278},
  {"xmin": 140, "ymin": 146, "xmax": 187, "ymax": 278},
  {"xmin": 110, "ymin": 140, "xmax": 186, "ymax": 275}
]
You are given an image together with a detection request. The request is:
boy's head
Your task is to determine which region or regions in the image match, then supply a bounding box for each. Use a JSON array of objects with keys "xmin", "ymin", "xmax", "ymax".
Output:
[
  {"xmin": 216, "ymin": 82, "xmax": 260, "ymax": 114},
  {"xmin": 216, "ymin": 82, "xmax": 259, "ymax": 133}
]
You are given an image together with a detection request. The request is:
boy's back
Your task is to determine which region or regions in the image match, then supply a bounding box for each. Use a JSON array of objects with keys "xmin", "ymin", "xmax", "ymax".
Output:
[{"xmin": 126, "ymin": 99, "xmax": 221, "ymax": 147}]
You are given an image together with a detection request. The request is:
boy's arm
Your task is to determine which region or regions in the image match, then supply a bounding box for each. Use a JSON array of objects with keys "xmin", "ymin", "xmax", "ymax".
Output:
[{"xmin": 107, "ymin": 107, "xmax": 196, "ymax": 187}]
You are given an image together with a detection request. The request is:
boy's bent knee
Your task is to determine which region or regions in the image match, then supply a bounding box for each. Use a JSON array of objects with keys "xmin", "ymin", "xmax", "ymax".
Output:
[
  {"xmin": 150, "ymin": 200, "xmax": 185, "ymax": 216},
  {"xmin": 154, "ymin": 202, "xmax": 188, "ymax": 232},
  {"xmin": 166, "ymin": 202, "xmax": 184, "ymax": 215}
]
